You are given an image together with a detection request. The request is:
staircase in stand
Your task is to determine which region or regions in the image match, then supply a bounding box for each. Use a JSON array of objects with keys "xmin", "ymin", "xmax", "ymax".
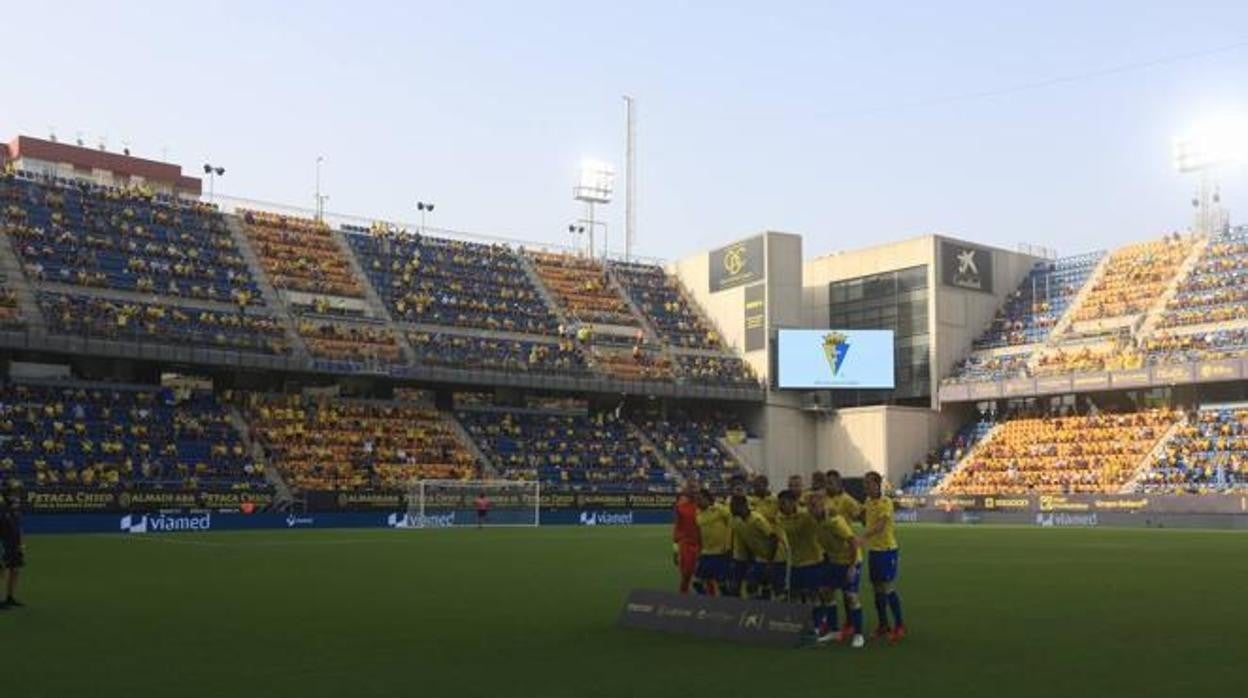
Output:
[
  {"xmin": 223, "ymin": 214, "xmax": 311, "ymax": 361},
  {"xmin": 931, "ymin": 423, "xmax": 1002, "ymax": 495},
  {"xmin": 444, "ymin": 411, "xmax": 498, "ymax": 478},
  {"xmin": 226, "ymin": 404, "xmax": 295, "ymax": 510},
  {"xmin": 1136, "ymin": 233, "xmax": 1210, "ymax": 340},
  {"xmin": 0, "ymin": 232, "xmax": 45, "ymax": 332},
  {"xmin": 1119, "ymin": 417, "xmax": 1185, "ymax": 494}
]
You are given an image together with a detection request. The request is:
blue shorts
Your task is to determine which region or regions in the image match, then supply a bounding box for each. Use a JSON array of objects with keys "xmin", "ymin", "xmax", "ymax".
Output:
[
  {"xmin": 769, "ymin": 561, "xmax": 789, "ymax": 592},
  {"xmin": 731, "ymin": 558, "xmax": 752, "ymax": 584},
  {"xmin": 747, "ymin": 561, "xmax": 788, "ymax": 591},
  {"xmin": 789, "ymin": 563, "xmax": 825, "ymax": 592},
  {"xmin": 695, "ymin": 553, "xmax": 730, "ymax": 582},
  {"xmin": 828, "ymin": 562, "xmax": 861, "ymax": 593},
  {"xmin": 868, "ymin": 549, "xmax": 899, "ymax": 583}
]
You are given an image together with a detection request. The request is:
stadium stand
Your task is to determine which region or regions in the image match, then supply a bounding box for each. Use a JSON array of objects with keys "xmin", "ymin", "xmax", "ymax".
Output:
[
  {"xmin": 1069, "ymin": 235, "xmax": 1191, "ymax": 323},
  {"xmin": 1159, "ymin": 225, "xmax": 1248, "ymax": 330},
  {"xmin": 673, "ymin": 353, "xmax": 759, "ymax": 386},
  {"xmin": 347, "ymin": 226, "xmax": 559, "ymax": 334},
  {"xmin": 939, "ymin": 408, "xmax": 1178, "ymax": 495},
  {"xmin": 244, "ymin": 394, "xmax": 476, "ymax": 492},
  {"xmin": 239, "ymin": 209, "xmax": 364, "ymax": 298},
  {"xmin": 38, "ymin": 292, "xmax": 290, "ymax": 354},
  {"xmin": 2, "ymin": 174, "xmax": 263, "ymax": 307},
  {"xmin": 0, "ymin": 382, "xmax": 265, "ymax": 491},
  {"xmin": 630, "ymin": 410, "xmax": 746, "ymax": 486},
  {"xmin": 945, "ymin": 351, "xmax": 1031, "ymax": 383},
  {"xmin": 406, "ymin": 330, "xmax": 589, "ymax": 374},
  {"xmin": 297, "ymin": 318, "xmax": 402, "ymax": 366},
  {"xmin": 456, "ymin": 407, "xmax": 671, "ymax": 489},
  {"xmin": 1144, "ymin": 406, "xmax": 1248, "ymax": 493},
  {"xmin": 971, "ymin": 252, "xmax": 1104, "ymax": 350},
  {"xmin": 611, "ymin": 261, "xmax": 721, "ymax": 349},
  {"xmin": 529, "ymin": 252, "xmax": 639, "ymax": 327},
  {"xmin": 900, "ymin": 419, "xmax": 995, "ymax": 494}
]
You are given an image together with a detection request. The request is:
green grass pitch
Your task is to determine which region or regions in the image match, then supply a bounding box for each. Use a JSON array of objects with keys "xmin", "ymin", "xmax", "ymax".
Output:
[{"xmin": 5, "ymin": 524, "xmax": 1245, "ymax": 697}]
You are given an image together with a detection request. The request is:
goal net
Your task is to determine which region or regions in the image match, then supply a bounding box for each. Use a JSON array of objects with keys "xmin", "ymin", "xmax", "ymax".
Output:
[{"xmin": 400, "ymin": 479, "xmax": 541, "ymax": 528}]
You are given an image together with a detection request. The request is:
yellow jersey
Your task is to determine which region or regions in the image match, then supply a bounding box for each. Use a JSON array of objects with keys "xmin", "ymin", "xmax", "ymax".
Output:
[
  {"xmin": 777, "ymin": 509, "xmax": 823, "ymax": 567},
  {"xmin": 815, "ymin": 514, "xmax": 860, "ymax": 565},
  {"xmin": 864, "ymin": 496, "xmax": 898, "ymax": 551},
  {"xmin": 828, "ymin": 491, "xmax": 863, "ymax": 523},
  {"xmin": 750, "ymin": 494, "xmax": 780, "ymax": 525},
  {"xmin": 730, "ymin": 511, "xmax": 779, "ymax": 562},
  {"xmin": 696, "ymin": 504, "xmax": 733, "ymax": 556}
]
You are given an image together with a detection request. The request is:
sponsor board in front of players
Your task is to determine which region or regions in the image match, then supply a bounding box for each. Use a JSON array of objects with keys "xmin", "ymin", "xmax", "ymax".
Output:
[
  {"xmin": 119, "ymin": 513, "xmax": 212, "ymax": 534},
  {"xmin": 285, "ymin": 515, "xmax": 315, "ymax": 528},
  {"xmin": 579, "ymin": 510, "xmax": 635, "ymax": 526},
  {"xmin": 1036, "ymin": 512, "xmax": 1099, "ymax": 528},
  {"xmin": 894, "ymin": 509, "xmax": 919, "ymax": 523},
  {"xmin": 386, "ymin": 512, "xmax": 456, "ymax": 528}
]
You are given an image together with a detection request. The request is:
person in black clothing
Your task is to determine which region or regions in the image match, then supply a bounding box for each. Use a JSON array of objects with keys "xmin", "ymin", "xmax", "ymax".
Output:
[{"xmin": 0, "ymin": 492, "xmax": 23, "ymax": 608}]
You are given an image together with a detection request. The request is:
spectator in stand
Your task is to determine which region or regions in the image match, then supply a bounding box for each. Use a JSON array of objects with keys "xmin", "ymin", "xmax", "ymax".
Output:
[
  {"xmin": 240, "ymin": 209, "xmax": 364, "ymax": 298},
  {"xmin": 1, "ymin": 176, "xmax": 264, "ymax": 305},
  {"xmin": 246, "ymin": 394, "xmax": 475, "ymax": 492},
  {"xmin": 940, "ymin": 409, "xmax": 1177, "ymax": 495},
  {"xmin": 348, "ymin": 227, "xmax": 558, "ymax": 334}
]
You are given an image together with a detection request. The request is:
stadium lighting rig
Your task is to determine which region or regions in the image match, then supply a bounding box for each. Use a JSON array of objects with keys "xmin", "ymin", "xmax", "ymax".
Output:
[
  {"xmin": 202, "ymin": 163, "xmax": 225, "ymax": 202},
  {"xmin": 1173, "ymin": 113, "xmax": 1247, "ymax": 235},
  {"xmin": 416, "ymin": 200, "xmax": 436, "ymax": 234},
  {"xmin": 573, "ymin": 159, "xmax": 614, "ymax": 258}
]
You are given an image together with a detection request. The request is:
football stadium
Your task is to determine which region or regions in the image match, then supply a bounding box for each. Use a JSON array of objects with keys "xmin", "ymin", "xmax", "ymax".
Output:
[{"xmin": 4, "ymin": 4, "xmax": 1248, "ymax": 697}]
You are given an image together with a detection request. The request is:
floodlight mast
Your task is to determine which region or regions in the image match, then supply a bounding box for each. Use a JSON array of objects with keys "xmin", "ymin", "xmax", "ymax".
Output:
[
  {"xmin": 573, "ymin": 160, "xmax": 614, "ymax": 259},
  {"xmin": 1173, "ymin": 116, "xmax": 1246, "ymax": 236}
]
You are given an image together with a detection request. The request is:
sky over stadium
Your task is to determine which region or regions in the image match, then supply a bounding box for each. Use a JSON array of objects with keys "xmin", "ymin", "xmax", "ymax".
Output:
[{"xmin": 4, "ymin": 0, "xmax": 1248, "ymax": 260}]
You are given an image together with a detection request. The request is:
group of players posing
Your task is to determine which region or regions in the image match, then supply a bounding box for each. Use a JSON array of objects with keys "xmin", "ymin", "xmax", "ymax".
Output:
[{"xmin": 673, "ymin": 470, "xmax": 905, "ymax": 649}]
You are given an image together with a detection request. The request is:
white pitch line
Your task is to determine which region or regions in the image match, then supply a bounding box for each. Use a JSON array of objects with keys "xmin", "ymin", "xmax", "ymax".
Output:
[{"xmin": 123, "ymin": 536, "xmax": 225, "ymax": 548}]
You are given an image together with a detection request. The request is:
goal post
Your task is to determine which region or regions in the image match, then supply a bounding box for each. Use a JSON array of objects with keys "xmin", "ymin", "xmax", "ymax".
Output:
[{"xmin": 402, "ymin": 479, "xmax": 541, "ymax": 528}]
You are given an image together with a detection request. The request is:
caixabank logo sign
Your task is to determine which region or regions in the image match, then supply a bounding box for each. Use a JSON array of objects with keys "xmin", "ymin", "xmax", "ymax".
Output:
[{"xmin": 119, "ymin": 513, "xmax": 212, "ymax": 534}]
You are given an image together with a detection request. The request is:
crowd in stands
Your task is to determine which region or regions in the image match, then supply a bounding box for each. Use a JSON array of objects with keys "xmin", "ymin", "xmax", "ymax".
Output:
[
  {"xmin": 39, "ymin": 292, "xmax": 289, "ymax": 354},
  {"xmin": 900, "ymin": 419, "xmax": 994, "ymax": 494},
  {"xmin": 530, "ymin": 252, "xmax": 638, "ymax": 326},
  {"xmin": 674, "ymin": 354, "xmax": 759, "ymax": 386},
  {"xmin": 2, "ymin": 176, "xmax": 262, "ymax": 307},
  {"xmin": 457, "ymin": 408, "xmax": 669, "ymax": 488},
  {"xmin": 612, "ymin": 262, "xmax": 721, "ymax": 349},
  {"xmin": 1071, "ymin": 235, "xmax": 1191, "ymax": 323},
  {"xmin": 1032, "ymin": 339, "xmax": 1143, "ymax": 376},
  {"xmin": 240, "ymin": 210, "xmax": 364, "ymax": 298},
  {"xmin": 298, "ymin": 320, "xmax": 402, "ymax": 365},
  {"xmin": 1145, "ymin": 407, "xmax": 1248, "ymax": 493},
  {"xmin": 1142, "ymin": 330, "xmax": 1248, "ymax": 366},
  {"xmin": 1160, "ymin": 226, "xmax": 1248, "ymax": 330},
  {"xmin": 246, "ymin": 394, "xmax": 476, "ymax": 491},
  {"xmin": 631, "ymin": 411, "xmax": 745, "ymax": 486},
  {"xmin": 940, "ymin": 408, "xmax": 1177, "ymax": 495},
  {"xmin": 348, "ymin": 227, "xmax": 558, "ymax": 334},
  {"xmin": 945, "ymin": 351, "xmax": 1031, "ymax": 383},
  {"xmin": 0, "ymin": 382, "xmax": 264, "ymax": 491},
  {"xmin": 972, "ymin": 253, "xmax": 1103, "ymax": 350},
  {"xmin": 407, "ymin": 331, "xmax": 588, "ymax": 374}
]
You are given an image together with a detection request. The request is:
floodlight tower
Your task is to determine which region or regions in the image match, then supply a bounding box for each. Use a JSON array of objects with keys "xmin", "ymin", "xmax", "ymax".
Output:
[
  {"xmin": 573, "ymin": 160, "xmax": 614, "ymax": 258},
  {"xmin": 1173, "ymin": 115, "xmax": 1248, "ymax": 235}
]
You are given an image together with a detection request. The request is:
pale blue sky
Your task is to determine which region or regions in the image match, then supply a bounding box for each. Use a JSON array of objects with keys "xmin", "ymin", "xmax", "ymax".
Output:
[{"xmin": 4, "ymin": 1, "xmax": 1248, "ymax": 260}]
